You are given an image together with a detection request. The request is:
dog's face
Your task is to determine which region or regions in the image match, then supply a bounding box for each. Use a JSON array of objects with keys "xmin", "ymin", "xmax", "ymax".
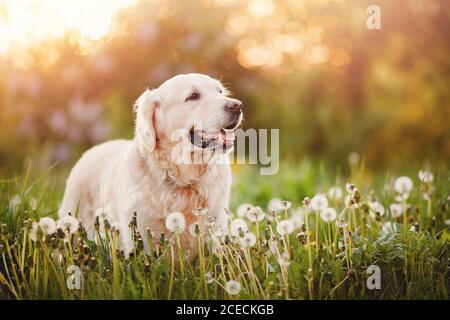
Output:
[{"xmin": 134, "ymin": 73, "xmax": 243, "ymax": 158}]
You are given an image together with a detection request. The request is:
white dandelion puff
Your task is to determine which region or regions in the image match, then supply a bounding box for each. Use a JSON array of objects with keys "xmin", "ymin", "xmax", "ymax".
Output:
[
  {"xmin": 38, "ymin": 217, "xmax": 57, "ymax": 235},
  {"xmin": 165, "ymin": 212, "xmax": 186, "ymax": 232},
  {"xmin": 345, "ymin": 183, "xmax": 357, "ymax": 194},
  {"xmin": 368, "ymin": 201, "xmax": 385, "ymax": 219},
  {"xmin": 57, "ymin": 215, "xmax": 79, "ymax": 235},
  {"xmin": 310, "ymin": 195, "xmax": 328, "ymax": 211},
  {"xmin": 268, "ymin": 198, "xmax": 283, "ymax": 212},
  {"xmin": 225, "ymin": 280, "xmax": 242, "ymax": 295},
  {"xmin": 29, "ymin": 222, "xmax": 39, "ymax": 242},
  {"xmin": 328, "ymin": 187, "xmax": 343, "ymax": 201},
  {"xmin": 230, "ymin": 218, "xmax": 248, "ymax": 237},
  {"xmin": 289, "ymin": 208, "xmax": 305, "ymax": 229},
  {"xmin": 418, "ymin": 170, "xmax": 433, "ymax": 183},
  {"xmin": 395, "ymin": 193, "xmax": 409, "ymax": 202},
  {"xmin": 394, "ymin": 176, "xmax": 413, "ymax": 194},
  {"xmin": 236, "ymin": 203, "xmax": 253, "ymax": 218},
  {"xmin": 246, "ymin": 206, "xmax": 265, "ymax": 222},
  {"xmin": 276, "ymin": 220, "xmax": 294, "ymax": 236},
  {"xmin": 205, "ymin": 272, "xmax": 215, "ymax": 284},
  {"xmin": 320, "ymin": 208, "xmax": 337, "ymax": 222},
  {"xmin": 389, "ymin": 203, "xmax": 403, "ymax": 218},
  {"xmin": 240, "ymin": 232, "xmax": 257, "ymax": 248},
  {"xmin": 280, "ymin": 200, "xmax": 292, "ymax": 210}
]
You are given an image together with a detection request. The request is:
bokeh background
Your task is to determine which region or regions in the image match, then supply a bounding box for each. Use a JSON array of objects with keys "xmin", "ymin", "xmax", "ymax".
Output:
[{"xmin": 0, "ymin": 0, "xmax": 449, "ymax": 177}]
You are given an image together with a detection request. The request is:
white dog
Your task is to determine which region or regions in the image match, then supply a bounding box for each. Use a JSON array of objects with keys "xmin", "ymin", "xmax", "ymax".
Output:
[{"xmin": 59, "ymin": 73, "xmax": 243, "ymax": 256}]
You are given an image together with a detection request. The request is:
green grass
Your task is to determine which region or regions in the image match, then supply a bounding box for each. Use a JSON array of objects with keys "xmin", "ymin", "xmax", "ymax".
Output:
[{"xmin": 0, "ymin": 161, "xmax": 449, "ymax": 300}]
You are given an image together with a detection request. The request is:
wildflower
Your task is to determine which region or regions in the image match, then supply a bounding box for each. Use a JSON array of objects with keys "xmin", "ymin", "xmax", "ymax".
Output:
[
  {"xmin": 188, "ymin": 223, "xmax": 200, "ymax": 237},
  {"xmin": 230, "ymin": 218, "xmax": 248, "ymax": 237},
  {"xmin": 29, "ymin": 222, "xmax": 39, "ymax": 242},
  {"xmin": 205, "ymin": 272, "xmax": 215, "ymax": 284},
  {"xmin": 280, "ymin": 200, "xmax": 292, "ymax": 210},
  {"xmin": 237, "ymin": 203, "xmax": 253, "ymax": 218},
  {"xmin": 381, "ymin": 222, "xmax": 398, "ymax": 235},
  {"xmin": 300, "ymin": 200, "xmax": 309, "ymax": 211},
  {"xmin": 276, "ymin": 220, "xmax": 294, "ymax": 236},
  {"xmin": 394, "ymin": 176, "xmax": 413, "ymax": 194},
  {"xmin": 389, "ymin": 203, "xmax": 403, "ymax": 218},
  {"xmin": 289, "ymin": 208, "xmax": 305, "ymax": 229},
  {"xmin": 418, "ymin": 170, "xmax": 433, "ymax": 183},
  {"xmin": 345, "ymin": 183, "xmax": 357, "ymax": 194},
  {"xmin": 194, "ymin": 207, "xmax": 208, "ymax": 217},
  {"xmin": 297, "ymin": 232, "xmax": 307, "ymax": 244},
  {"xmin": 310, "ymin": 195, "xmax": 328, "ymax": 211},
  {"xmin": 57, "ymin": 215, "xmax": 79, "ymax": 235},
  {"xmin": 39, "ymin": 217, "xmax": 57, "ymax": 235},
  {"xmin": 345, "ymin": 195, "xmax": 360, "ymax": 209},
  {"xmin": 268, "ymin": 198, "xmax": 283, "ymax": 212},
  {"xmin": 422, "ymin": 192, "xmax": 431, "ymax": 201},
  {"xmin": 240, "ymin": 232, "xmax": 257, "ymax": 248},
  {"xmin": 395, "ymin": 193, "xmax": 409, "ymax": 202},
  {"xmin": 10, "ymin": 194, "xmax": 21, "ymax": 207},
  {"xmin": 328, "ymin": 187, "xmax": 343, "ymax": 201},
  {"xmin": 165, "ymin": 212, "xmax": 186, "ymax": 232},
  {"xmin": 368, "ymin": 202, "xmax": 385, "ymax": 219},
  {"xmin": 225, "ymin": 280, "xmax": 242, "ymax": 295},
  {"xmin": 246, "ymin": 206, "xmax": 265, "ymax": 222},
  {"xmin": 320, "ymin": 208, "xmax": 337, "ymax": 222}
]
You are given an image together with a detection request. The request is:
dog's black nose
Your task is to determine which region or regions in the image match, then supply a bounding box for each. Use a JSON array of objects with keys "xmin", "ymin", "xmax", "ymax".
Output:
[{"xmin": 224, "ymin": 100, "xmax": 243, "ymax": 113}]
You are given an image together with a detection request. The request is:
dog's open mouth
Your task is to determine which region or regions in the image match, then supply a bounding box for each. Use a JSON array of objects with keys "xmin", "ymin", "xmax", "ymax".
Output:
[{"xmin": 189, "ymin": 125, "xmax": 239, "ymax": 151}]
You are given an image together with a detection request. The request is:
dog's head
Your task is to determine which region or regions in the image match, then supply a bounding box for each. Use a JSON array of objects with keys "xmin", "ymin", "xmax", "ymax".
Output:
[{"xmin": 134, "ymin": 73, "xmax": 243, "ymax": 161}]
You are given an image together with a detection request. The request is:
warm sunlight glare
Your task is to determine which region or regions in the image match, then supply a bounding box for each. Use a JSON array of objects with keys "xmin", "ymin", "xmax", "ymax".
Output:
[{"xmin": 0, "ymin": 0, "xmax": 138, "ymax": 54}]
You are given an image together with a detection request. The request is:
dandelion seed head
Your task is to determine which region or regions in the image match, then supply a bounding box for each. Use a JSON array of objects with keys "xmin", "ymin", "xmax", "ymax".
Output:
[
  {"xmin": 57, "ymin": 215, "xmax": 79, "ymax": 235},
  {"xmin": 289, "ymin": 208, "xmax": 305, "ymax": 229},
  {"xmin": 394, "ymin": 176, "xmax": 413, "ymax": 194},
  {"xmin": 389, "ymin": 203, "xmax": 403, "ymax": 218},
  {"xmin": 240, "ymin": 232, "xmax": 257, "ymax": 248},
  {"xmin": 268, "ymin": 198, "xmax": 283, "ymax": 212},
  {"xmin": 368, "ymin": 201, "xmax": 385, "ymax": 219},
  {"xmin": 276, "ymin": 220, "xmax": 294, "ymax": 236},
  {"xmin": 38, "ymin": 217, "xmax": 57, "ymax": 235},
  {"xmin": 280, "ymin": 200, "xmax": 292, "ymax": 210},
  {"xmin": 205, "ymin": 272, "xmax": 215, "ymax": 284},
  {"xmin": 246, "ymin": 206, "xmax": 265, "ymax": 222},
  {"xmin": 418, "ymin": 170, "xmax": 433, "ymax": 183},
  {"xmin": 310, "ymin": 195, "xmax": 328, "ymax": 211},
  {"xmin": 345, "ymin": 183, "xmax": 357, "ymax": 194},
  {"xmin": 230, "ymin": 218, "xmax": 248, "ymax": 237},
  {"xmin": 320, "ymin": 208, "xmax": 337, "ymax": 222},
  {"xmin": 29, "ymin": 222, "xmax": 39, "ymax": 242},
  {"xmin": 225, "ymin": 280, "xmax": 242, "ymax": 295},
  {"xmin": 165, "ymin": 212, "xmax": 186, "ymax": 232},
  {"xmin": 237, "ymin": 203, "xmax": 253, "ymax": 218}
]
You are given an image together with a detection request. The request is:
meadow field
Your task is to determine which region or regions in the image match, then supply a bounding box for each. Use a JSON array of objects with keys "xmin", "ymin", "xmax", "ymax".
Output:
[
  {"xmin": 0, "ymin": 0, "xmax": 449, "ymax": 300},
  {"xmin": 1, "ymin": 161, "xmax": 448, "ymax": 299}
]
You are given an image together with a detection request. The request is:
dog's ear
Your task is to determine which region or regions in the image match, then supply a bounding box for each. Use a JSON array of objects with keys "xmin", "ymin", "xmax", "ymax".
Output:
[{"xmin": 134, "ymin": 89, "xmax": 161, "ymax": 152}]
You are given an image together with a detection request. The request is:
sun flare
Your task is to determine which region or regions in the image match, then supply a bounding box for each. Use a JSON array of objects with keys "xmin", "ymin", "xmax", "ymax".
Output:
[{"xmin": 0, "ymin": 0, "xmax": 138, "ymax": 55}]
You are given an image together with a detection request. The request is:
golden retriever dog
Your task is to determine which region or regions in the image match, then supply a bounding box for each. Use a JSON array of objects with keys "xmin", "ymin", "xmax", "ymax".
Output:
[{"xmin": 59, "ymin": 73, "xmax": 243, "ymax": 257}]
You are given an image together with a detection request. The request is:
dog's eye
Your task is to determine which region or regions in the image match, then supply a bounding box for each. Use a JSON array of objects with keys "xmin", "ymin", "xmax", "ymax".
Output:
[{"xmin": 185, "ymin": 92, "xmax": 200, "ymax": 102}]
